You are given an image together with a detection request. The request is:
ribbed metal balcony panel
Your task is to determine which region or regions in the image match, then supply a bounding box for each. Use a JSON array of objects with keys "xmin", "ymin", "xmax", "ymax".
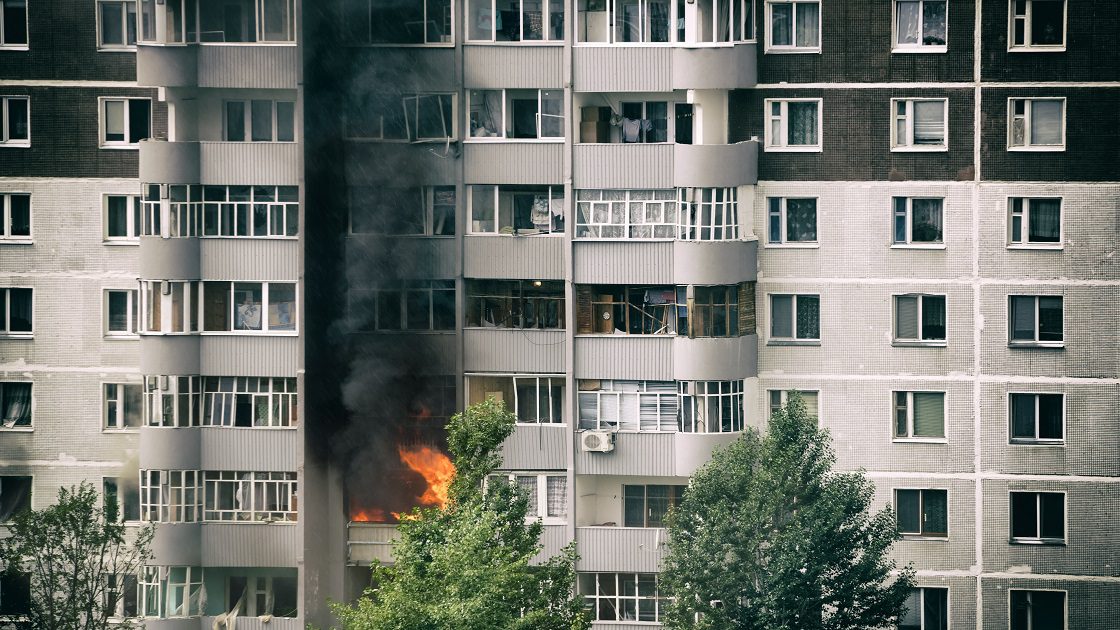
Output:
[
  {"xmin": 672, "ymin": 239, "xmax": 758, "ymax": 284},
  {"xmin": 673, "ymin": 141, "xmax": 758, "ymax": 187},
  {"xmin": 670, "ymin": 44, "xmax": 757, "ymax": 89},
  {"xmin": 671, "ymin": 335, "xmax": 758, "ymax": 380},
  {"xmin": 199, "ymin": 336, "xmax": 299, "ymax": 377},
  {"xmin": 199, "ymin": 427, "xmax": 298, "ymax": 472},
  {"xmin": 139, "ymin": 140, "xmax": 201, "ymax": 184},
  {"xmin": 199, "ymin": 239, "xmax": 298, "ymax": 281},
  {"xmin": 197, "ymin": 45, "xmax": 298, "ymax": 89},
  {"xmin": 574, "ymin": 431, "xmax": 738, "ymax": 476},
  {"xmin": 139, "ymin": 426, "xmax": 202, "ymax": 470},
  {"xmin": 573, "ymin": 44, "xmax": 757, "ymax": 92},
  {"xmin": 199, "ymin": 142, "xmax": 300, "ymax": 186},
  {"xmin": 136, "ymin": 45, "xmax": 198, "ymax": 88},
  {"xmin": 575, "ymin": 527, "xmax": 665, "ymax": 573},
  {"xmin": 464, "ymin": 45, "xmax": 565, "ymax": 88},
  {"xmin": 463, "ymin": 142, "xmax": 564, "ymax": 184},
  {"xmin": 537, "ymin": 524, "xmax": 571, "ymax": 562},
  {"xmin": 464, "ymin": 328, "xmax": 567, "ymax": 373},
  {"xmin": 574, "ymin": 336, "xmax": 674, "ymax": 380},
  {"xmin": 573, "ymin": 144, "xmax": 673, "ymax": 189},
  {"xmin": 149, "ymin": 522, "xmax": 202, "ymax": 566},
  {"xmin": 139, "ymin": 336, "xmax": 202, "ymax": 374},
  {"xmin": 348, "ymin": 523, "xmax": 399, "ymax": 566},
  {"xmin": 573, "ymin": 241, "xmax": 674, "ymax": 284},
  {"xmin": 498, "ymin": 425, "xmax": 568, "ymax": 470},
  {"xmin": 139, "ymin": 236, "xmax": 201, "ymax": 280},
  {"xmin": 463, "ymin": 235, "xmax": 565, "ymax": 279},
  {"xmin": 200, "ymin": 523, "xmax": 299, "ymax": 567}
]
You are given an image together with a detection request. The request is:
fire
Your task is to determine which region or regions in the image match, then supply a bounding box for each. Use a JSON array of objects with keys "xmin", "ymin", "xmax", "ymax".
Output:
[
  {"xmin": 397, "ymin": 444, "xmax": 454, "ymax": 507},
  {"xmin": 350, "ymin": 507, "xmax": 387, "ymax": 523}
]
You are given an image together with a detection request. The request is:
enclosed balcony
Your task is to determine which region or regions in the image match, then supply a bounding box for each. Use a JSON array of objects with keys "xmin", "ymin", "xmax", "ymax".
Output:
[{"xmin": 464, "ymin": 280, "xmax": 567, "ymax": 372}]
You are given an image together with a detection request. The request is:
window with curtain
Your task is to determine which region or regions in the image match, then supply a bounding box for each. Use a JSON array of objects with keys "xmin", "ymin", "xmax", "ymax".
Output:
[
  {"xmin": 895, "ymin": 488, "xmax": 947, "ymax": 537},
  {"xmin": 892, "ymin": 99, "xmax": 947, "ymax": 149},
  {"xmin": 768, "ymin": 197, "xmax": 817, "ymax": 244},
  {"xmin": 0, "ymin": 382, "xmax": 31, "ymax": 428},
  {"xmin": 767, "ymin": 0, "xmax": 818, "ymax": 50},
  {"xmin": 1009, "ymin": 98, "xmax": 1064, "ymax": 149},
  {"xmin": 765, "ymin": 99, "xmax": 821, "ymax": 151},
  {"xmin": 1008, "ymin": 197, "xmax": 1060, "ymax": 245},
  {"xmin": 894, "ymin": 391, "xmax": 945, "ymax": 439},
  {"xmin": 1010, "ymin": 0, "xmax": 1066, "ymax": 49},
  {"xmin": 770, "ymin": 293, "xmax": 820, "ymax": 341},
  {"xmin": 894, "ymin": 294, "xmax": 946, "ymax": 343},
  {"xmin": 894, "ymin": 0, "xmax": 946, "ymax": 49},
  {"xmin": 893, "ymin": 197, "xmax": 944, "ymax": 245}
]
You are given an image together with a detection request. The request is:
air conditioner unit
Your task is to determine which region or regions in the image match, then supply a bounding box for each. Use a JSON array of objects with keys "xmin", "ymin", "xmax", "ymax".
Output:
[{"xmin": 580, "ymin": 430, "xmax": 614, "ymax": 453}]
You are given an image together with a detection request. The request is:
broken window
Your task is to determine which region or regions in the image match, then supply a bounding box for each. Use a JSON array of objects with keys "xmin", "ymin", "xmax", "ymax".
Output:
[
  {"xmin": 577, "ymin": 286, "xmax": 686, "ymax": 335},
  {"xmin": 346, "ymin": 92, "xmax": 455, "ymax": 141},
  {"xmin": 226, "ymin": 573, "xmax": 298, "ymax": 617},
  {"xmin": 140, "ymin": 566, "xmax": 203, "ymax": 619},
  {"xmin": 0, "ymin": 287, "xmax": 32, "ymax": 336},
  {"xmin": 103, "ymin": 477, "xmax": 141, "ymax": 522},
  {"xmin": 349, "ymin": 186, "xmax": 456, "ymax": 236},
  {"xmin": 468, "ymin": 89, "xmax": 563, "ymax": 140},
  {"xmin": 0, "ymin": 381, "xmax": 31, "ymax": 428},
  {"xmin": 468, "ymin": 0, "xmax": 564, "ymax": 41},
  {"xmin": 488, "ymin": 473, "xmax": 567, "ymax": 522},
  {"xmin": 0, "ymin": 476, "xmax": 31, "ymax": 522},
  {"xmin": 578, "ymin": 380, "xmax": 744, "ymax": 432},
  {"xmin": 469, "ymin": 185, "xmax": 565, "ymax": 235},
  {"xmin": 104, "ymin": 383, "xmax": 143, "ymax": 430},
  {"xmin": 140, "ymin": 470, "xmax": 202, "ymax": 523},
  {"xmin": 465, "ymin": 280, "xmax": 565, "ymax": 329},
  {"xmin": 343, "ymin": 0, "xmax": 452, "ymax": 44},
  {"xmin": 467, "ymin": 375, "xmax": 564, "ymax": 424},
  {"xmin": 144, "ymin": 376, "xmax": 202, "ymax": 427},
  {"xmin": 201, "ymin": 281, "xmax": 297, "ymax": 333},
  {"xmin": 203, "ymin": 471, "xmax": 297, "ymax": 522},
  {"xmin": 351, "ymin": 281, "xmax": 456, "ymax": 332},
  {"xmin": 105, "ymin": 573, "xmax": 139, "ymax": 620},
  {"xmin": 143, "ymin": 184, "xmax": 301, "ymax": 239},
  {"xmin": 201, "ymin": 376, "xmax": 297, "ymax": 428}
]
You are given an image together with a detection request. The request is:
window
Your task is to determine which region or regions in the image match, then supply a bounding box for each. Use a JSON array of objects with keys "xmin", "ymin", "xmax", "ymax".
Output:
[
  {"xmin": 0, "ymin": 382, "xmax": 31, "ymax": 428},
  {"xmin": 105, "ymin": 573, "xmax": 139, "ymax": 619},
  {"xmin": 225, "ymin": 100, "xmax": 295, "ymax": 142},
  {"xmin": 106, "ymin": 289, "xmax": 139, "ymax": 337},
  {"xmin": 201, "ymin": 377, "xmax": 298, "ymax": 428},
  {"xmin": 1010, "ymin": 393, "xmax": 1063, "ymax": 444},
  {"xmin": 894, "ymin": 391, "xmax": 945, "ymax": 439},
  {"xmin": 140, "ymin": 280, "xmax": 199, "ymax": 334},
  {"xmin": 468, "ymin": 89, "xmax": 563, "ymax": 140},
  {"xmin": 895, "ymin": 488, "xmax": 947, "ymax": 538},
  {"xmin": 1009, "ymin": 0, "xmax": 1065, "ymax": 50},
  {"xmin": 892, "ymin": 99, "xmax": 947, "ymax": 150},
  {"xmin": 575, "ymin": 188, "xmax": 738, "ymax": 241},
  {"xmin": 349, "ymin": 186, "xmax": 455, "ymax": 236},
  {"xmin": 100, "ymin": 98, "xmax": 151, "ymax": 147},
  {"xmin": 893, "ymin": 0, "xmax": 946, "ymax": 51},
  {"xmin": 769, "ymin": 293, "xmax": 819, "ymax": 342},
  {"xmin": 203, "ymin": 471, "xmax": 298, "ymax": 522},
  {"xmin": 624, "ymin": 485, "xmax": 684, "ymax": 527},
  {"xmin": 158, "ymin": 185, "xmax": 300, "ymax": 238},
  {"xmin": 0, "ymin": 96, "xmax": 29, "ymax": 146},
  {"xmin": 343, "ymin": 0, "xmax": 452, "ymax": 44},
  {"xmin": 768, "ymin": 389, "xmax": 819, "ymax": 420},
  {"xmin": 767, "ymin": 197, "xmax": 817, "ymax": 244},
  {"xmin": 894, "ymin": 294, "xmax": 946, "ymax": 344},
  {"xmin": 0, "ymin": 0, "xmax": 27, "ymax": 47},
  {"xmin": 489, "ymin": 473, "xmax": 567, "ymax": 523},
  {"xmin": 98, "ymin": 0, "xmax": 138, "ymax": 48},
  {"xmin": 351, "ymin": 281, "xmax": 456, "ymax": 332},
  {"xmin": 0, "ymin": 287, "xmax": 32, "ymax": 336},
  {"xmin": 1008, "ymin": 295, "xmax": 1063, "ymax": 346},
  {"xmin": 1008, "ymin": 98, "xmax": 1064, "ymax": 150},
  {"xmin": 105, "ymin": 194, "xmax": 141, "ymax": 241},
  {"xmin": 764, "ymin": 98, "xmax": 821, "ymax": 151},
  {"xmin": 579, "ymin": 573, "xmax": 668, "ymax": 623},
  {"xmin": 139, "ymin": 566, "xmax": 204, "ymax": 618},
  {"xmin": 619, "ymin": 101, "xmax": 669, "ymax": 143},
  {"xmin": 892, "ymin": 198, "xmax": 943, "ymax": 245},
  {"xmin": 104, "ymin": 383, "xmax": 143, "ymax": 430},
  {"xmin": 468, "ymin": 0, "xmax": 563, "ymax": 41},
  {"xmin": 469, "ymin": 185, "xmax": 565, "ymax": 234},
  {"xmin": 579, "ymin": 0, "xmax": 752, "ymax": 43},
  {"xmin": 465, "ymin": 280, "xmax": 564, "ymax": 330},
  {"xmin": 140, "ymin": 0, "xmax": 294, "ymax": 43},
  {"xmin": 0, "ymin": 572, "xmax": 31, "ymax": 618},
  {"xmin": 899, "ymin": 587, "xmax": 948, "ymax": 630},
  {"xmin": 1010, "ymin": 590, "xmax": 1066, "ymax": 630},
  {"xmin": 766, "ymin": 0, "xmax": 819, "ymax": 51},
  {"xmin": 0, "ymin": 193, "xmax": 30, "ymax": 240},
  {"xmin": 226, "ymin": 574, "xmax": 298, "ymax": 617},
  {"xmin": 103, "ymin": 477, "xmax": 140, "ymax": 522},
  {"xmin": 466, "ymin": 375, "xmax": 565, "ymax": 424},
  {"xmin": 691, "ymin": 286, "xmax": 740, "ymax": 338},
  {"xmin": 1010, "ymin": 491, "xmax": 1065, "ymax": 544},
  {"xmin": 201, "ymin": 281, "xmax": 297, "ymax": 333},
  {"xmin": 578, "ymin": 286, "xmax": 686, "ymax": 335},
  {"xmin": 143, "ymin": 376, "xmax": 202, "ymax": 427},
  {"xmin": 1008, "ymin": 197, "xmax": 1060, "ymax": 246},
  {"xmin": 140, "ymin": 470, "xmax": 202, "ymax": 523},
  {"xmin": 0, "ymin": 476, "xmax": 32, "ymax": 522},
  {"xmin": 346, "ymin": 93, "xmax": 455, "ymax": 141},
  {"xmin": 578, "ymin": 380, "xmax": 744, "ymax": 433}
]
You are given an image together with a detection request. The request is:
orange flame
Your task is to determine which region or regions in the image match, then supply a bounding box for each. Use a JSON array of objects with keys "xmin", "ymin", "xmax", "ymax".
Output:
[
  {"xmin": 350, "ymin": 507, "xmax": 387, "ymax": 523},
  {"xmin": 397, "ymin": 444, "xmax": 455, "ymax": 508}
]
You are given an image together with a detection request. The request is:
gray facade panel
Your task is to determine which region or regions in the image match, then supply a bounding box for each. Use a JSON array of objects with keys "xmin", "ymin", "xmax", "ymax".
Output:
[
  {"xmin": 464, "ymin": 143, "xmax": 565, "ymax": 184},
  {"xmin": 464, "ymin": 45, "xmax": 564, "ymax": 88},
  {"xmin": 873, "ymin": 477, "xmax": 976, "ymax": 572},
  {"xmin": 140, "ymin": 237, "xmax": 201, "ymax": 279},
  {"xmin": 139, "ymin": 141, "xmax": 202, "ymax": 185},
  {"xmin": 574, "ymin": 432, "xmax": 676, "ymax": 476},
  {"xmin": 575, "ymin": 527, "xmax": 665, "ymax": 573},
  {"xmin": 463, "ymin": 235, "xmax": 565, "ymax": 279},
  {"xmin": 199, "ymin": 428, "xmax": 298, "ymax": 472},
  {"xmin": 498, "ymin": 425, "xmax": 568, "ymax": 470},
  {"xmin": 673, "ymin": 142, "xmax": 758, "ymax": 188},
  {"xmin": 199, "ymin": 142, "xmax": 301, "ymax": 186},
  {"xmin": 149, "ymin": 523, "xmax": 202, "ymax": 566},
  {"xmin": 573, "ymin": 241, "xmax": 674, "ymax": 285},
  {"xmin": 575, "ymin": 336, "xmax": 674, "ymax": 381},
  {"xmin": 572, "ymin": 47, "xmax": 672, "ymax": 93},
  {"xmin": 136, "ymin": 46, "xmax": 198, "ymax": 88},
  {"xmin": 197, "ymin": 45, "xmax": 299, "ymax": 89},
  {"xmin": 573, "ymin": 144, "xmax": 673, "ymax": 189},
  {"xmin": 200, "ymin": 523, "xmax": 299, "ymax": 567},
  {"xmin": 343, "ymin": 144, "xmax": 460, "ymax": 186},
  {"xmin": 673, "ymin": 433, "xmax": 739, "ymax": 476},
  {"xmin": 199, "ymin": 336, "xmax": 299, "ymax": 377},
  {"xmin": 139, "ymin": 427, "xmax": 202, "ymax": 470},
  {"xmin": 139, "ymin": 336, "xmax": 201, "ymax": 374},
  {"xmin": 464, "ymin": 329, "xmax": 567, "ymax": 373},
  {"xmin": 675, "ymin": 240, "xmax": 757, "ymax": 284},
  {"xmin": 536, "ymin": 524, "xmax": 571, "ymax": 562},
  {"xmin": 672, "ymin": 335, "xmax": 757, "ymax": 380},
  {"xmin": 671, "ymin": 45, "xmax": 757, "ymax": 90},
  {"xmin": 980, "ymin": 577, "xmax": 1120, "ymax": 630},
  {"xmin": 199, "ymin": 239, "xmax": 299, "ymax": 281}
]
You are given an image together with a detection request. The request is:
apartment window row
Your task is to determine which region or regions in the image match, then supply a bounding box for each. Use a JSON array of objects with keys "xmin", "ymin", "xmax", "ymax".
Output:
[
  {"xmin": 139, "ymin": 280, "xmax": 297, "ymax": 334},
  {"xmin": 763, "ymin": 97, "xmax": 1066, "ymax": 152},
  {"xmin": 579, "ymin": 0, "xmax": 753, "ymax": 44},
  {"xmin": 578, "ymin": 380, "xmax": 745, "ymax": 433},
  {"xmin": 224, "ymin": 99, "xmax": 296, "ymax": 143},
  {"xmin": 467, "ymin": 374, "xmax": 565, "ymax": 424},
  {"xmin": 488, "ymin": 473, "xmax": 567, "ymax": 523},
  {"xmin": 469, "ymin": 89, "xmax": 563, "ymax": 140},
  {"xmin": 896, "ymin": 489, "xmax": 1066, "ymax": 545},
  {"xmin": 350, "ymin": 281, "xmax": 456, "ymax": 332},
  {"xmin": 623, "ymin": 484, "xmax": 684, "ymax": 527},
  {"xmin": 768, "ymin": 293, "xmax": 1063, "ymax": 347},
  {"xmin": 575, "ymin": 188, "xmax": 739, "ymax": 241},
  {"xmin": 349, "ymin": 186, "xmax": 455, "ymax": 236},
  {"xmin": 138, "ymin": 0, "xmax": 296, "ymax": 44},
  {"xmin": 143, "ymin": 375, "xmax": 297, "ymax": 428},
  {"xmin": 342, "ymin": 0, "xmax": 451, "ymax": 45},
  {"xmin": 140, "ymin": 185, "xmax": 299, "ymax": 239},
  {"xmin": 141, "ymin": 470, "xmax": 297, "ymax": 523},
  {"xmin": 465, "ymin": 279, "xmax": 565, "ymax": 330},
  {"xmin": 0, "ymin": 97, "xmax": 149, "ymax": 148},
  {"xmin": 577, "ymin": 284, "xmax": 748, "ymax": 338},
  {"xmin": 579, "ymin": 573, "xmax": 667, "ymax": 623},
  {"xmin": 470, "ymin": 184, "xmax": 564, "ymax": 234}
]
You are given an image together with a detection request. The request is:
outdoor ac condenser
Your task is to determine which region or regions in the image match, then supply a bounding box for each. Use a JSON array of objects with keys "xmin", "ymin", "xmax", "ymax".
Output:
[{"xmin": 580, "ymin": 430, "xmax": 615, "ymax": 453}]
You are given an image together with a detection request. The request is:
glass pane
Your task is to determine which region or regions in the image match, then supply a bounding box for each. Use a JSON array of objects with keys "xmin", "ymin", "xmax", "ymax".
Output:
[
  {"xmin": 101, "ymin": 3, "xmax": 124, "ymax": 45},
  {"xmin": 787, "ymin": 101, "xmax": 817, "ymax": 145},
  {"xmin": 898, "ymin": 589, "xmax": 922, "ymax": 629},
  {"xmin": 770, "ymin": 3, "xmax": 791, "ymax": 45},
  {"xmin": 9, "ymin": 194, "xmax": 30, "ymax": 236},
  {"xmin": 233, "ymin": 283, "xmax": 263, "ymax": 331},
  {"xmin": 912, "ymin": 101, "xmax": 945, "ymax": 144},
  {"xmin": 922, "ymin": 0, "xmax": 946, "ymax": 45},
  {"xmin": 226, "ymin": 102, "xmax": 246, "ymax": 141},
  {"xmin": 107, "ymin": 196, "xmax": 129, "ymax": 237},
  {"xmin": 895, "ymin": 296, "xmax": 919, "ymax": 340},
  {"xmin": 895, "ymin": 1, "xmax": 919, "ymax": 44},
  {"xmin": 1028, "ymin": 199, "xmax": 1060, "ymax": 243},
  {"xmin": 471, "ymin": 186, "xmax": 495, "ymax": 232},
  {"xmin": 1029, "ymin": 100, "xmax": 1063, "ymax": 145},
  {"xmin": 8, "ymin": 288, "xmax": 31, "ymax": 331},
  {"xmin": 104, "ymin": 100, "xmax": 125, "ymax": 141},
  {"xmin": 770, "ymin": 295, "xmax": 793, "ymax": 338},
  {"xmin": 268, "ymin": 284, "xmax": 297, "ymax": 331},
  {"xmin": 251, "ymin": 100, "xmax": 274, "ymax": 142},
  {"xmin": 1039, "ymin": 492, "xmax": 1064, "ymax": 539},
  {"xmin": 1010, "ymin": 394, "xmax": 1037, "ymax": 439},
  {"xmin": 794, "ymin": 295, "xmax": 819, "ymax": 339},
  {"xmin": 260, "ymin": 0, "xmax": 292, "ymax": 41},
  {"xmin": 1010, "ymin": 492, "xmax": 1037, "ymax": 538},
  {"xmin": 911, "ymin": 199, "xmax": 942, "ymax": 242},
  {"xmin": 276, "ymin": 101, "xmax": 295, "ymax": 142},
  {"xmin": 922, "ymin": 490, "xmax": 947, "ymax": 535},
  {"xmin": 128, "ymin": 99, "xmax": 150, "ymax": 143},
  {"xmin": 1031, "ymin": 0, "xmax": 1064, "ymax": 45},
  {"xmin": 793, "ymin": 2, "xmax": 818, "ymax": 47},
  {"xmin": 1010, "ymin": 296, "xmax": 1036, "ymax": 341},
  {"xmin": 912, "ymin": 392, "xmax": 944, "ymax": 437},
  {"xmin": 921, "ymin": 295, "xmax": 945, "ymax": 340},
  {"xmin": 108, "ymin": 291, "xmax": 129, "ymax": 331},
  {"xmin": 1037, "ymin": 296, "xmax": 1062, "ymax": 341},
  {"xmin": 1038, "ymin": 394, "xmax": 1063, "ymax": 439},
  {"xmin": 785, "ymin": 199, "xmax": 816, "ymax": 241},
  {"xmin": 896, "ymin": 490, "xmax": 920, "ymax": 533}
]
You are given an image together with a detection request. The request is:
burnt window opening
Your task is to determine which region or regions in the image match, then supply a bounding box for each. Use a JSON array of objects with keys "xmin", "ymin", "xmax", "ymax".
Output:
[
  {"xmin": 0, "ymin": 476, "xmax": 31, "ymax": 522},
  {"xmin": 465, "ymin": 280, "xmax": 565, "ymax": 330},
  {"xmin": 350, "ymin": 281, "xmax": 456, "ymax": 333},
  {"xmin": 576, "ymin": 284, "xmax": 750, "ymax": 337},
  {"xmin": 349, "ymin": 186, "xmax": 456, "ymax": 236}
]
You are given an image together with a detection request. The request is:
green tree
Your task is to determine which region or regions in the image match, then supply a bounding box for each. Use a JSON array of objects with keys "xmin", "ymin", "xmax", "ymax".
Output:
[
  {"xmin": 661, "ymin": 393, "xmax": 914, "ymax": 630},
  {"xmin": 332, "ymin": 397, "xmax": 589, "ymax": 630},
  {"xmin": 0, "ymin": 481, "xmax": 153, "ymax": 630}
]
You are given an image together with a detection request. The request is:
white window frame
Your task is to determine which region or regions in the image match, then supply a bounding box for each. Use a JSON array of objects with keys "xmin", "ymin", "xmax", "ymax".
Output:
[
  {"xmin": 890, "ymin": 98, "xmax": 948, "ymax": 151},
  {"xmin": 103, "ymin": 382, "xmax": 143, "ymax": 431},
  {"xmin": 766, "ymin": 196, "xmax": 818, "ymax": 246},
  {"xmin": 350, "ymin": 0, "xmax": 453, "ymax": 46},
  {"xmin": 185, "ymin": 184, "xmax": 299, "ymax": 239},
  {"xmin": 0, "ymin": 0, "xmax": 29, "ymax": 49},
  {"xmin": 99, "ymin": 97, "xmax": 152, "ymax": 148},
  {"xmin": 891, "ymin": 0, "xmax": 948, "ymax": 53},
  {"xmin": 202, "ymin": 471, "xmax": 298, "ymax": 522},
  {"xmin": 1007, "ymin": 97, "xmax": 1066, "ymax": 151},
  {"xmin": 767, "ymin": 293, "xmax": 820, "ymax": 343},
  {"xmin": 467, "ymin": 0, "xmax": 565, "ymax": 42},
  {"xmin": 223, "ymin": 99, "xmax": 296, "ymax": 143},
  {"xmin": 901, "ymin": 587, "xmax": 949, "ymax": 630},
  {"xmin": 103, "ymin": 193, "xmax": 142, "ymax": 243},
  {"xmin": 0, "ymin": 381, "xmax": 32, "ymax": 430},
  {"xmin": 139, "ymin": 566, "xmax": 204, "ymax": 619},
  {"xmin": 467, "ymin": 184, "xmax": 565, "ymax": 235},
  {"xmin": 140, "ymin": 470, "xmax": 202, "ymax": 523},
  {"xmin": 1007, "ymin": 196, "xmax": 1062, "ymax": 249},
  {"xmin": 144, "ymin": 375, "xmax": 202, "ymax": 428},
  {"xmin": 0, "ymin": 96, "xmax": 30, "ymax": 146},
  {"xmin": 892, "ymin": 390, "xmax": 947, "ymax": 441},
  {"xmin": 891, "ymin": 197, "xmax": 945, "ymax": 248},
  {"xmin": 140, "ymin": 280, "xmax": 200, "ymax": 335},
  {"xmin": 763, "ymin": 98, "xmax": 822, "ymax": 152},
  {"xmin": 1008, "ymin": 392, "xmax": 1065, "ymax": 445},
  {"xmin": 579, "ymin": 573, "xmax": 667, "ymax": 623},
  {"xmin": 892, "ymin": 293, "xmax": 947, "ymax": 346},
  {"xmin": 1008, "ymin": 490, "xmax": 1066, "ymax": 545},
  {"xmin": 488, "ymin": 472, "xmax": 567, "ymax": 524},
  {"xmin": 894, "ymin": 487, "xmax": 948, "ymax": 539},
  {"xmin": 1007, "ymin": 294, "xmax": 1063, "ymax": 348},
  {"xmin": 1008, "ymin": 0, "xmax": 1067, "ymax": 52},
  {"xmin": 102, "ymin": 476, "xmax": 141, "ymax": 523},
  {"xmin": 768, "ymin": 389, "xmax": 820, "ymax": 419},
  {"xmin": 104, "ymin": 572, "xmax": 140, "ymax": 620},
  {"xmin": 764, "ymin": 0, "xmax": 821, "ymax": 53},
  {"xmin": 466, "ymin": 89, "xmax": 564, "ymax": 142},
  {"xmin": 201, "ymin": 376, "xmax": 298, "ymax": 428},
  {"xmin": 1008, "ymin": 589, "xmax": 1068, "ymax": 630},
  {"xmin": 199, "ymin": 281, "xmax": 299, "ymax": 335},
  {"xmin": 0, "ymin": 286, "xmax": 33, "ymax": 338},
  {"xmin": 467, "ymin": 374, "xmax": 566, "ymax": 425},
  {"xmin": 97, "ymin": 0, "xmax": 138, "ymax": 50},
  {"xmin": 0, "ymin": 192, "xmax": 31, "ymax": 242},
  {"xmin": 105, "ymin": 289, "xmax": 140, "ymax": 338}
]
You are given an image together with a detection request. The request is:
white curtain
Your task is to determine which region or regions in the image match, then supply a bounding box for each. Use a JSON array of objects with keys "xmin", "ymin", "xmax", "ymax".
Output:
[
  {"xmin": 896, "ymin": 1, "xmax": 920, "ymax": 44},
  {"xmin": 794, "ymin": 2, "xmax": 818, "ymax": 47},
  {"xmin": 1, "ymin": 383, "xmax": 31, "ymax": 427},
  {"xmin": 1030, "ymin": 100, "xmax": 1063, "ymax": 145}
]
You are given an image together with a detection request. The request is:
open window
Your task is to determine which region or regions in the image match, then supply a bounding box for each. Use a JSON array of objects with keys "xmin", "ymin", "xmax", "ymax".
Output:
[
  {"xmin": 140, "ymin": 470, "xmax": 202, "ymax": 523},
  {"xmin": 1010, "ymin": 491, "xmax": 1065, "ymax": 544},
  {"xmin": 623, "ymin": 485, "xmax": 684, "ymax": 527},
  {"xmin": 100, "ymin": 98, "xmax": 151, "ymax": 148},
  {"xmin": 140, "ymin": 281, "xmax": 200, "ymax": 334},
  {"xmin": 201, "ymin": 281, "xmax": 297, "ymax": 333},
  {"xmin": 468, "ymin": 89, "xmax": 563, "ymax": 140},
  {"xmin": 139, "ymin": 566, "xmax": 204, "ymax": 619},
  {"xmin": 469, "ymin": 185, "xmax": 565, "ymax": 235},
  {"xmin": 1009, "ymin": 0, "xmax": 1066, "ymax": 51},
  {"xmin": 104, "ymin": 383, "xmax": 143, "ymax": 430},
  {"xmin": 203, "ymin": 471, "xmax": 298, "ymax": 522}
]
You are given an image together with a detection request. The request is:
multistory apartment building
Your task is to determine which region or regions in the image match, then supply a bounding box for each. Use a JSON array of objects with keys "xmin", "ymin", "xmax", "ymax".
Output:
[{"xmin": 1, "ymin": 0, "xmax": 1116, "ymax": 629}]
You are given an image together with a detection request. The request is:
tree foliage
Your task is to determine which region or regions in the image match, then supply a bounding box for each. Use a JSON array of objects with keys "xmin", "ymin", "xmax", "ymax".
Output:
[
  {"xmin": 661, "ymin": 393, "xmax": 914, "ymax": 630},
  {"xmin": 0, "ymin": 482, "xmax": 153, "ymax": 630},
  {"xmin": 332, "ymin": 397, "xmax": 589, "ymax": 630}
]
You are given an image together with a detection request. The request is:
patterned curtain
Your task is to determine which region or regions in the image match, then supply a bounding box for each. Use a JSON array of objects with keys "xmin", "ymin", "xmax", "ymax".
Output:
[
  {"xmin": 788, "ymin": 102, "xmax": 818, "ymax": 146},
  {"xmin": 795, "ymin": 295, "xmax": 820, "ymax": 339},
  {"xmin": 922, "ymin": 1, "xmax": 946, "ymax": 45},
  {"xmin": 1, "ymin": 383, "xmax": 31, "ymax": 427},
  {"xmin": 1030, "ymin": 200, "xmax": 1061, "ymax": 242}
]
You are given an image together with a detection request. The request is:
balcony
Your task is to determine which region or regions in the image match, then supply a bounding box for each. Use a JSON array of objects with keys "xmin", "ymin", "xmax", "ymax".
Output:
[
  {"xmin": 574, "ymin": 431, "xmax": 739, "ymax": 476},
  {"xmin": 199, "ymin": 142, "xmax": 300, "ymax": 186},
  {"xmin": 573, "ymin": 43, "xmax": 757, "ymax": 92},
  {"xmin": 576, "ymin": 526, "xmax": 665, "ymax": 573},
  {"xmin": 498, "ymin": 424, "xmax": 568, "ymax": 470},
  {"xmin": 199, "ymin": 238, "xmax": 298, "ymax": 281},
  {"xmin": 199, "ymin": 427, "xmax": 298, "ymax": 471},
  {"xmin": 150, "ymin": 522, "xmax": 202, "ymax": 566},
  {"xmin": 139, "ymin": 426, "xmax": 202, "ymax": 470},
  {"xmin": 344, "ymin": 143, "xmax": 459, "ymax": 187},
  {"xmin": 574, "ymin": 240, "xmax": 758, "ymax": 285},
  {"xmin": 348, "ymin": 522, "xmax": 569, "ymax": 566},
  {"xmin": 200, "ymin": 522, "xmax": 299, "ymax": 567},
  {"xmin": 464, "ymin": 45, "xmax": 565, "ymax": 88},
  {"xmin": 574, "ymin": 334, "xmax": 758, "ymax": 381},
  {"xmin": 573, "ymin": 141, "xmax": 758, "ymax": 189},
  {"xmin": 139, "ymin": 236, "xmax": 201, "ymax": 280},
  {"xmin": 199, "ymin": 335, "xmax": 299, "ymax": 377},
  {"xmin": 139, "ymin": 335, "xmax": 202, "ymax": 374},
  {"xmin": 139, "ymin": 140, "xmax": 200, "ymax": 184},
  {"xmin": 137, "ymin": 44, "xmax": 298, "ymax": 89},
  {"xmin": 463, "ymin": 235, "xmax": 565, "ymax": 279},
  {"xmin": 464, "ymin": 328, "xmax": 566, "ymax": 373},
  {"xmin": 463, "ymin": 142, "xmax": 564, "ymax": 184}
]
